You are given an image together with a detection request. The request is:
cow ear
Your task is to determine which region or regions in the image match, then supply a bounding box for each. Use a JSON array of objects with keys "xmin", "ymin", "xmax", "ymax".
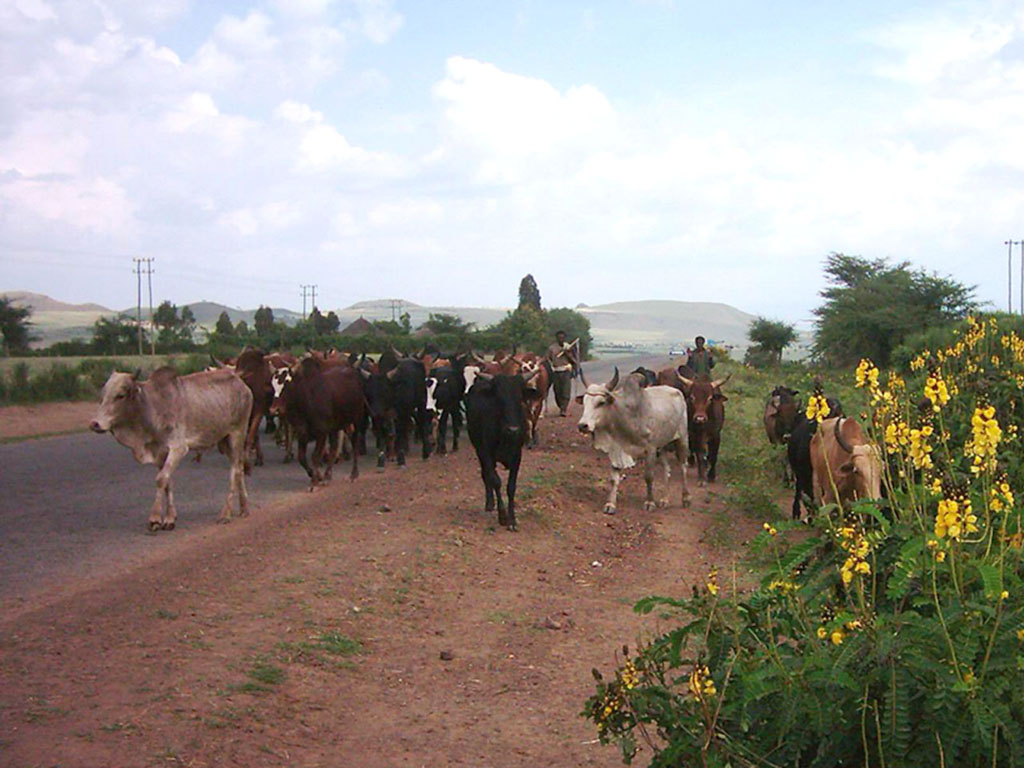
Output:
[
  {"xmin": 839, "ymin": 461, "xmax": 856, "ymax": 474},
  {"xmin": 714, "ymin": 393, "xmax": 729, "ymax": 402}
]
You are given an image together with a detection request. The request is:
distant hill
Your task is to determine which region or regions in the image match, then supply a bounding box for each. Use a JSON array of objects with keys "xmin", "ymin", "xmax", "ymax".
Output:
[
  {"xmin": 5, "ymin": 291, "xmax": 769, "ymax": 353},
  {"xmin": 578, "ymin": 300, "xmax": 758, "ymax": 351},
  {"xmin": 2, "ymin": 291, "xmax": 110, "ymax": 313}
]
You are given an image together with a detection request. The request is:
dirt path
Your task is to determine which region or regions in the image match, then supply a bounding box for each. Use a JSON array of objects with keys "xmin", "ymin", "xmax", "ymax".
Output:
[
  {"xmin": 0, "ymin": 401, "xmax": 95, "ymax": 440},
  {"xmin": 0, "ymin": 406, "xmax": 762, "ymax": 768}
]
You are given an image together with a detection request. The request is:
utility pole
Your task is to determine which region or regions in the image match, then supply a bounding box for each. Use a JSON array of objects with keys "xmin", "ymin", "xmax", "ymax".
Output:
[
  {"xmin": 1007, "ymin": 241, "xmax": 1021, "ymax": 313},
  {"xmin": 141, "ymin": 257, "xmax": 155, "ymax": 356},
  {"xmin": 132, "ymin": 258, "xmax": 143, "ymax": 355},
  {"xmin": 389, "ymin": 298, "xmax": 403, "ymax": 322},
  {"xmin": 310, "ymin": 285, "xmax": 318, "ymax": 315},
  {"xmin": 301, "ymin": 285, "xmax": 310, "ymax": 319}
]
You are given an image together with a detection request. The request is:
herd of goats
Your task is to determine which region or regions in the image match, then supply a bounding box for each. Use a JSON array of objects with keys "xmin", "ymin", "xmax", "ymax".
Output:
[{"xmin": 88, "ymin": 347, "xmax": 880, "ymax": 533}]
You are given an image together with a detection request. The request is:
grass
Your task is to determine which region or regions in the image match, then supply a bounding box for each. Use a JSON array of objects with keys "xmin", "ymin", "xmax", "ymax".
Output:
[
  {"xmin": 276, "ymin": 631, "xmax": 364, "ymax": 669},
  {"xmin": 247, "ymin": 661, "xmax": 286, "ymax": 686}
]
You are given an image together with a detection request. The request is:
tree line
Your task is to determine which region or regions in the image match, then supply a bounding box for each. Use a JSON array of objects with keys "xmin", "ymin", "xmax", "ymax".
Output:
[{"xmin": 1, "ymin": 274, "xmax": 593, "ymax": 361}]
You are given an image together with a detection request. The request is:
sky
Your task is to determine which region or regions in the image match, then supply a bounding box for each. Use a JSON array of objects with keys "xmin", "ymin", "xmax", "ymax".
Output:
[{"xmin": 2, "ymin": 0, "xmax": 1024, "ymax": 324}]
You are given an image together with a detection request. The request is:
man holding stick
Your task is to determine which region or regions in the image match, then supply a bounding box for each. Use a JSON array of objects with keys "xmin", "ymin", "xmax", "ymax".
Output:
[{"xmin": 546, "ymin": 330, "xmax": 580, "ymax": 417}]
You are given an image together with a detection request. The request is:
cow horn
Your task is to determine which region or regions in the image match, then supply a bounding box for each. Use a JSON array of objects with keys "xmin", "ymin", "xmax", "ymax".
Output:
[
  {"xmin": 676, "ymin": 372, "xmax": 694, "ymax": 388},
  {"xmin": 386, "ymin": 367, "xmax": 398, "ymax": 380},
  {"xmin": 132, "ymin": 368, "xmax": 142, "ymax": 381},
  {"xmin": 833, "ymin": 417, "xmax": 855, "ymax": 454},
  {"xmin": 608, "ymin": 367, "xmax": 619, "ymax": 390},
  {"xmin": 477, "ymin": 371, "xmax": 494, "ymax": 381},
  {"xmin": 712, "ymin": 373, "xmax": 732, "ymax": 389}
]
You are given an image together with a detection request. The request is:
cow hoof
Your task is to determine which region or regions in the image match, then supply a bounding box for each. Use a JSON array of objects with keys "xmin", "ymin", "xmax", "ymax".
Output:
[
  {"xmin": 506, "ymin": 522, "xmax": 518, "ymax": 532},
  {"xmin": 162, "ymin": 521, "xmax": 176, "ymax": 530},
  {"xmin": 148, "ymin": 520, "xmax": 161, "ymax": 532},
  {"xmin": 681, "ymin": 496, "xmax": 692, "ymax": 508},
  {"xmin": 642, "ymin": 501, "xmax": 657, "ymax": 512},
  {"xmin": 603, "ymin": 504, "xmax": 617, "ymax": 515},
  {"xmin": 657, "ymin": 499, "xmax": 669, "ymax": 508},
  {"xmin": 438, "ymin": 446, "xmax": 447, "ymax": 456},
  {"xmin": 216, "ymin": 517, "xmax": 231, "ymax": 525}
]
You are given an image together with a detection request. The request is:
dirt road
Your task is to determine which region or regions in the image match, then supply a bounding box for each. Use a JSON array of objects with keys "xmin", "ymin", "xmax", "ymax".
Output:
[{"xmin": 1, "ymin": 356, "xmax": 761, "ymax": 767}]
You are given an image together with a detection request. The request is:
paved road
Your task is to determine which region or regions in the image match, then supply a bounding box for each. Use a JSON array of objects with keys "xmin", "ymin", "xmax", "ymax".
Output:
[{"xmin": 0, "ymin": 353, "xmax": 670, "ymax": 613}]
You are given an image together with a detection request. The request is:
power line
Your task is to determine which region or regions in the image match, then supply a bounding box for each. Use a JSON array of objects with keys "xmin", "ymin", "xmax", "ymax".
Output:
[
  {"xmin": 132, "ymin": 258, "xmax": 144, "ymax": 355},
  {"xmin": 300, "ymin": 285, "xmax": 319, "ymax": 319}
]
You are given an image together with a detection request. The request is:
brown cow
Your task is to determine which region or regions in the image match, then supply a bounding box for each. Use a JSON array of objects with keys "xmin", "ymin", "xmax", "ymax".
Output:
[
  {"xmin": 518, "ymin": 353, "xmax": 551, "ymax": 448},
  {"xmin": 810, "ymin": 417, "xmax": 882, "ymax": 507},
  {"xmin": 660, "ymin": 368, "xmax": 729, "ymax": 485},
  {"xmin": 270, "ymin": 356, "xmax": 365, "ymax": 488},
  {"xmin": 90, "ymin": 367, "xmax": 252, "ymax": 530},
  {"xmin": 233, "ymin": 347, "xmax": 274, "ymax": 467}
]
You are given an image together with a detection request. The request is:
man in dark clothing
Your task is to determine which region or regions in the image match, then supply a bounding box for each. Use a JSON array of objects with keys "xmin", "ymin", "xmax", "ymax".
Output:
[
  {"xmin": 546, "ymin": 330, "xmax": 579, "ymax": 416},
  {"xmin": 686, "ymin": 336, "xmax": 715, "ymax": 375}
]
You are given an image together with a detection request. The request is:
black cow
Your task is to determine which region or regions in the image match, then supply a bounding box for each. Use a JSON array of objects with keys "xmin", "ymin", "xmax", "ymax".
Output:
[
  {"xmin": 359, "ymin": 362, "xmax": 397, "ymax": 468},
  {"xmin": 631, "ymin": 366, "xmax": 659, "ymax": 388},
  {"xmin": 787, "ymin": 397, "xmax": 845, "ymax": 520},
  {"xmin": 428, "ymin": 356, "xmax": 469, "ymax": 455},
  {"xmin": 465, "ymin": 372, "xmax": 540, "ymax": 531},
  {"xmin": 390, "ymin": 357, "xmax": 433, "ymax": 464}
]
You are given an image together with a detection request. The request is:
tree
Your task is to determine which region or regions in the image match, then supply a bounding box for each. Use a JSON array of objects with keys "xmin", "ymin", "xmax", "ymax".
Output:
[
  {"xmin": 518, "ymin": 274, "xmax": 542, "ymax": 311},
  {"xmin": 422, "ymin": 313, "xmax": 475, "ymax": 335},
  {"xmin": 215, "ymin": 311, "xmax": 234, "ymax": 336},
  {"xmin": 254, "ymin": 305, "xmax": 275, "ymax": 335},
  {"xmin": 0, "ymin": 298, "xmax": 33, "ymax": 355},
  {"xmin": 545, "ymin": 307, "xmax": 593, "ymax": 360},
  {"xmin": 91, "ymin": 315, "xmax": 140, "ymax": 355},
  {"xmin": 179, "ymin": 306, "xmax": 196, "ymax": 343},
  {"xmin": 813, "ymin": 253, "xmax": 975, "ymax": 367},
  {"xmin": 747, "ymin": 317, "xmax": 797, "ymax": 364},
  {"xmin": 312, "ymin": 309, "xmax": 340, "ymax": 335}
]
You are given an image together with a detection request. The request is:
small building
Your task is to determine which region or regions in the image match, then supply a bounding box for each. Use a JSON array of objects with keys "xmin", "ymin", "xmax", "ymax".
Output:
[{"xmin": 339, "ymin": 316, "xmax": 378, "ymax": 337}]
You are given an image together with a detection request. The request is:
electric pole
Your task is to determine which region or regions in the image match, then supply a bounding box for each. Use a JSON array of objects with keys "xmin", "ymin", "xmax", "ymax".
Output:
[
  {"xmin": 301, "ymin": 285, "xmax": 310, "ymax": 319},
  {"xmin": 141, "ymin": 257, "xmax": 155, "ymax": 356},
  {"xmin": 389, "ymin": 299, "xmax": 403, "ymax": 322},
  {"xmin": 1007, "ymin": 241, "xmax": 1021, "ymax": 313},
  {"xmin": 132, "ymin": 258, "xmax": 143, "ymax": 355}
]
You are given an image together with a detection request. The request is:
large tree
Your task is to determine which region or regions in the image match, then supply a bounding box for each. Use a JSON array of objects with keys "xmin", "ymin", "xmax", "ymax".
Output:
[
  {"xmin": 813, "ymin": 253, "xmax": 974, "ymax": 367},
  {"xmin": 254, "ymin": 305, "xmax": 275, "ymax": 335},
  {"xmin": 748, "ymin": 317, "xmax": 797, "ymax": 364},
  {"xmin": 0, "ymin": 298, "xmax": 33, "ymax": 355},
  {"xmin": 214, "ymin": 310, "xmax": 234, "ymax": 336},
  {"xmin": 518, "ymin": 274, "xmax": 542, "ymax": 311}
]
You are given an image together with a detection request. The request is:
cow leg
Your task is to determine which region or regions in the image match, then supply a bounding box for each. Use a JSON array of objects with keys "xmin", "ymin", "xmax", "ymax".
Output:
[
  {"xmin": 219, "ymin": 430, "xmax": 249, "ymax": 523},
  {"xmin": 506, "ymin": 456, "xmax": 521, "ymax": 532},
  {"xmin": 676, "ymin": 441, "xmax": 690, "ymax": 508},
  {"xmin": 151, "ymin": 445, "xmax": 187, "ymax": 531},
  {"xmin": 296, "ymin": 438, "xmax": 314, "ymax": 485},
  {"xmin": 451, "ymin": 408, "xmax": 462, "ymax": 452},
  {"xmin": 418, "ymin": 407, "xmax": 433, "ymax": 460},
  {"xmin": 707, "ymin": 434, "xmax": 720, "ymax": 482},
  {"xmin": 604, "ymin": 467, "xmax": 624, "ymax": 515},
  {"xmin": 347, "ymin": 425, "xmax": 360, "ymax": 480},
  {"xmin": 437, "ymin": 409, "xmax": 449, "ymax": 456},
  {"xmin": 657, "ymin": 450, "xmax": 672, "ymax": 508},
  {"xmin": 245, "ymin": 409, "xmax": 264, "ymax": 467},
  {"xmin": 323, "ymin": 432, "xmax": 340, "ymax": 482},
  {"xmin": 643, "ymin": 460, "xmax": 657, "ymax": 511},
  {"xmin": 478, "ymin": 458, "xmax": 497, "ymax": 513}
]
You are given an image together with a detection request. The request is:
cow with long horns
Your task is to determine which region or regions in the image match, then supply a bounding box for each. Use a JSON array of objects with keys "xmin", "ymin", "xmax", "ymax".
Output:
[
  {"xmin": 671, "ymin": 370, "xmax": 730, "ymax": 485},
  {"xmin": 810, "ymin": 416, "xmax": 882, "ymax": 509},
  {"xmin": 576, "ymin": 368, "xmax": 690, "ymax": 515}
]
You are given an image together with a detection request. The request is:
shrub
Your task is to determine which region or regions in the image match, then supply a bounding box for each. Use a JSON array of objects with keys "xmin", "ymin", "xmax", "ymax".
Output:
[{"xmin": 585, "ymin": 314, "xmax": 1024, "ymax": 767}]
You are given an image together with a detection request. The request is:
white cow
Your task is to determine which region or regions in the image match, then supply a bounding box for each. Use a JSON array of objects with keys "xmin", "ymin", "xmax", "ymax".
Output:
[
  {"xmin": 91, "ymin": 367, "xmax": 253, "ymax": 530},
  {"xmin": 577, "ymin": 368, "xmax": 690, "ymax": 514}
]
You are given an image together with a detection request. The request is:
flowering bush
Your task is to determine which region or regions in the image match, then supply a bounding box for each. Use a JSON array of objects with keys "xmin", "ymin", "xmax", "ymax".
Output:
[{"xmin": 584, "ymin": 316, "xmax": 1024, "ymax": 767}]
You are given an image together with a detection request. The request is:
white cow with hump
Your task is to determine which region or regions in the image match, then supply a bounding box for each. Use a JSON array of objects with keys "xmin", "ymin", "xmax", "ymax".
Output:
[{"xmin": 577, "ymin": 368, "xmax": 690, "ymax": 514}]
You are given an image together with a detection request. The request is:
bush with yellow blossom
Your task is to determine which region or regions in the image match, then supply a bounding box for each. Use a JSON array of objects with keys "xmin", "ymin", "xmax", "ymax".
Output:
[{"xmin": 585, "ymin": 315, "xmax": 1024, "ymax": 768}]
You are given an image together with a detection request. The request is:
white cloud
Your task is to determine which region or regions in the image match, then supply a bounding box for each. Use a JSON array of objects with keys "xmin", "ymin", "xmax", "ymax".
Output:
[
  {"xmin": 348, "ymin": 0, "xmax": 403, "ymax": 44},
  {"xmin": 214, "ymin": 11, "xmax": 278, "ymax": 56},
  {"xmin": 15, "ymin": 0, "xmax": 56, "ymax": 22},
  {"xmin": 1, "ymin": 176, "xmax": 135, "ymax": 235}
]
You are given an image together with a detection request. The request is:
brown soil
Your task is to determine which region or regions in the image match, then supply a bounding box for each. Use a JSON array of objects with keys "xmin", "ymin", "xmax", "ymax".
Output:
[
  {"xmin": 0, "ymin": 407, "xmax": 760, "ymax": 768},
  {"xmin": 0, "ymin": 401, "xmax": 95, "ymax": 439}
]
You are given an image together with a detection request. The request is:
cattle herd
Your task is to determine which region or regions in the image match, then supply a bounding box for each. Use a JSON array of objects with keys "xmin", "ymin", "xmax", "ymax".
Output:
[{"xmin": 90, "ymin": 350, "xmax": 883, "ymax": 533}]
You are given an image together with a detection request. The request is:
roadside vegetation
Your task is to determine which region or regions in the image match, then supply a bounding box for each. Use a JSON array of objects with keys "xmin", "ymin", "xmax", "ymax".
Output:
[{"xmin": 585, "ymin": 260, "xmax": 1024, "ymax": 766}]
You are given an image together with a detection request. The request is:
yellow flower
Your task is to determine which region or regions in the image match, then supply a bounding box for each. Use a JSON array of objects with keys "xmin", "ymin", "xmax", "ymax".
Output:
[
  {"xmin": 806, "ymin": 394, "xmax": 830, "ymax": 423},
  {"xmin": 923, "ymin": 373, "xmax": 950, "ymax": 412},
  {"xmin": 706, "ymin": 566, "xmax": 719, "ymax": 596},
  {"xmin": 762, "ymin": 522, "xmax": 778, "ymax": 537},
  {"xmin": 831, "ymin": 630, "xmax": 844, "ymax": 645},
  {"xmin": 817, "ymin": 626, "xmax": 828, "ymax": 639},
  {"xmin": 1016, "ymin": 628, "xmax": 1024, "ymax": 641},
  {"xmin": 689, "ymin": 665, "xmax": 715, "ymax": 699},
  {"xmin": 855, "ymin": 359, "xmax": 879, "ymax": 390},
  {"xmin": 1001, "ymin": 590, "xmax": 1010, "ymax": 600},
  {"xmin": 936, "ymin": 550, "xmax": 947, "ymax": 563}
]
